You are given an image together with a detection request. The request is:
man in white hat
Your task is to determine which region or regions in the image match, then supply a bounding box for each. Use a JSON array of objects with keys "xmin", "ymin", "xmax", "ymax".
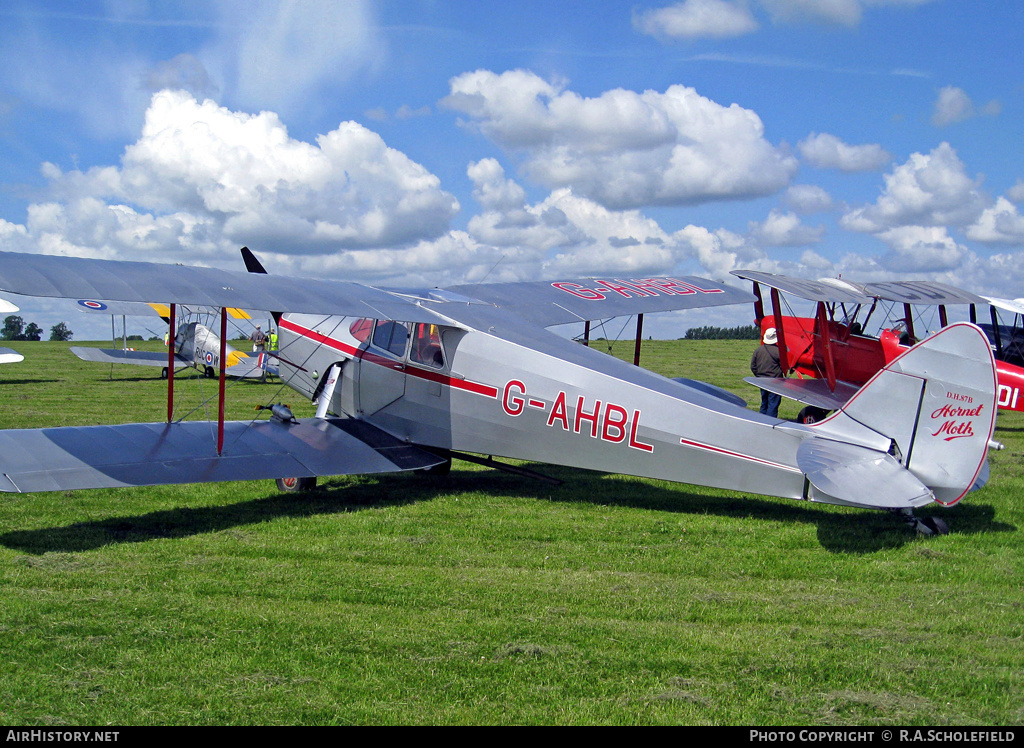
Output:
[{"xmin": 750, "ymin": 327, "xmax": 783, "ymax": 417}]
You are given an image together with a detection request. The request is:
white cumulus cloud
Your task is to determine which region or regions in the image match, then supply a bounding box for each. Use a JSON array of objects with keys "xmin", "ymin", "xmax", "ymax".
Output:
[
  {"xmin": 749, "ymin": 210, "xmax": 825, "ymax": 246},
  {"xmin": 444, "ymin": 69, "xmax": 797, "ymax": 209},
  {"xmin": 875, "ymin": 225, "xmax": 967, "ymax": 272},
  {"xmin": 966, "ymin": 197, "xmax": 1024, "ymax": 246},
  {"xmin": 1, "ymin": 90, "xmax": 460, "ymax": 269},
  {"xmin": 931, "ymin": 85, "xmax": 1001, "ymax": 127},
  {"xmin": 840, "ymin": 142, "xmax": 986, "ymax": 233},
  {"xmin": 784, "ymin": 184, "xmax": 834, "ymax": 213},
  {"xmin": 798, "ymin": 133, "xmax": 891, "ymax": 172}
]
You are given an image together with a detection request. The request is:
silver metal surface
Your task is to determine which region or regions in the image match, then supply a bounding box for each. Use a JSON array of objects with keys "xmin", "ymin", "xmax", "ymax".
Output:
[
  {"xmin": 0, "ymin": 417, "xmax": 443, "ymax": 493},
  {"xmin": 731, "ymin": 270, "xmax": 874, "ymax": 304}
]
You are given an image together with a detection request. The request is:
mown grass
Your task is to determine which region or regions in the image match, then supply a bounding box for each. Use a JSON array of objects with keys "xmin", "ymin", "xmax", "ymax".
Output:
[{"xmin": 0, "ymin": 338, "xmax": 1021, "ymax": 725}]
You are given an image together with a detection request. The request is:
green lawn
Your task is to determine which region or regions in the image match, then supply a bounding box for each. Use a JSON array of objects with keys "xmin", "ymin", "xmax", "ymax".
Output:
[{"xmin": 0, "ymin": 339, "xmax": 1020, "ymax": 725}]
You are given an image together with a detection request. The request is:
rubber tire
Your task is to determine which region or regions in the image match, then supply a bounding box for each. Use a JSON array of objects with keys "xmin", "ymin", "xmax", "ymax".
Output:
[
  {"xmin": 160, "ymin": 367, "xmax": 169, "ymax": 379},
  {"xmin": 798, "ymin": 406, "xmax": 828, "ymax": 424},
  {"xmin": 276, "ymin": 477, "xmax": 317, "ymax": 493},
  {"xmin": 204, "ymin": 366, "xmax": 216, "ymax": 379}
]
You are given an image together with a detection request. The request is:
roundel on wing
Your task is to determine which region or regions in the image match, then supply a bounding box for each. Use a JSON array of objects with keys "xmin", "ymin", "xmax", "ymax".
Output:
[{"xmin": 78, "ymin": 300, "xmax": 107, "ymax": 310}]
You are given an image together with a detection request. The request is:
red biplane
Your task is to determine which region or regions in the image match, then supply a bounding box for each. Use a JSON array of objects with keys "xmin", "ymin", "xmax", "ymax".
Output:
[{"xmin": 732, "ymin": 270, "xmax": 1024, "ymax": 422}]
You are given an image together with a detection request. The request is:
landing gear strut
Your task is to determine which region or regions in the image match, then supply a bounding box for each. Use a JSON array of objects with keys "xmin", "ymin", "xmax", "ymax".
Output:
[{"xmin": 893, "ymin": 508, "xmax": 950, "ymax": 536}]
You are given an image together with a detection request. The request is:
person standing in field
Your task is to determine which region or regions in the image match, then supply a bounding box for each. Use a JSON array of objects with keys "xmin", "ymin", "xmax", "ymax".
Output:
[{"xmin": 751, "ymin": 327, "xmax": 783, "ymax": 417}]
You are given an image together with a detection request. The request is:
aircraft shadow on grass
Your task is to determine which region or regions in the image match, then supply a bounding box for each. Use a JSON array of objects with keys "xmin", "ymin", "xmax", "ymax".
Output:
[
  {"xmin": 0, "ymin": 463, "xmax": 1014, "ymax": 556},
  {"xmin": 0, "ymin": 378, "xmax": 61, "ymax": 386}
]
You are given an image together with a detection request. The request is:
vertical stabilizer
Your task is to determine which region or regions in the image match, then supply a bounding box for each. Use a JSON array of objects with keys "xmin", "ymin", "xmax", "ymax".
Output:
[{"xmin": 809, "ymin": 323, "xmax": 997, "ymax": 506}]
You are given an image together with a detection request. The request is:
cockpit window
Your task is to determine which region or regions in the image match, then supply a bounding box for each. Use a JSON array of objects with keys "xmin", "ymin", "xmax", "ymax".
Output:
[
  {"xmin": 371, "ymin": 320, "xmax": 410, "ymax": 357},
  {"xmin": 350, "ymin": 318, "xmax": 373, "ymax": 343},
  {"xmin": 409, "ymin": 323, "xmax": 445, "ymax": 368}
]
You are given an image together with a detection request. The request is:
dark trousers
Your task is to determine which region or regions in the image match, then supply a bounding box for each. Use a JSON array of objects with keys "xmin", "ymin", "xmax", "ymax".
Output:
[{"xmin": 760, "ymin": 389, "xmax": 781, "ymax": 418}]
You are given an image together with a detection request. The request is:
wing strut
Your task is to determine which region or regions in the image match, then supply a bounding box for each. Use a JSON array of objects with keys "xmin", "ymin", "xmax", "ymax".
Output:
[
  {"xmin": 770, "ymin": 287, "xmax": 790, "ymax": 373},
  {"xmin": 815, "ymin": 300, "xmax": 837, "ymax": 391},
  {"xmin": 218, "ymin": 307, "xmax": 227, "ymax": 455},
  {"xmin": 166, "ymin": 303, "xmax": 176, "ymax": 423},
  {"xmin": 633, "ymin": 314, "xmax": 644, "ymax": 366}
]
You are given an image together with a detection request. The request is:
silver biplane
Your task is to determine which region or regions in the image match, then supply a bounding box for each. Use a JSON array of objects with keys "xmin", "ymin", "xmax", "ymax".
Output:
[
  {"xmin": 69, "ymin": 299, "xmax": 272, "ymax": 379},
  {"xmin": 0, "ymin": 249, "xmax": 1001, "ymax": 535}
]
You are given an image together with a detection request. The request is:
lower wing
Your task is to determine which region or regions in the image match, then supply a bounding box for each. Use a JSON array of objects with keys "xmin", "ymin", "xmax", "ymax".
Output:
[
  {"xmin": 0, "ymin": 417, "xmax": 444, "ymax": 492},
  {"xmin": 70, "ymin": 346, "xmax": 183, "ymax": 368}
]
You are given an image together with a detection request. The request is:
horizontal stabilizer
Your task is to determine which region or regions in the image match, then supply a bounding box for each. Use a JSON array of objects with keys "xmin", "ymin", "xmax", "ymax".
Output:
[
  {"xmin": 0, "ymin": 417, "xmax": 445, "ymax": 493},
  {"xmin": 744, "ymin": 376, "xmax": 859, "ymax": 411},
  {"xmin": 71, "ymin": 346, "xmax": 182, "ymax": 368},
  {"xmin": 672, "ymin": 378, "xmax": 749, "ymax": 408},
  {"xmin": 224, "ymin": 358, "xmax": 265, "ymax": 379},
  {"xmin": 797, "ymin": 438, "xmax": 933, "ymax": 509}
]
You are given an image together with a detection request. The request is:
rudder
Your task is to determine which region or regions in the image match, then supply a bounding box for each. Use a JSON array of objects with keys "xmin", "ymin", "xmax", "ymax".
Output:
[{"xmin": 810, "ymin": 322, "xmax": 997, "ymax": 507}]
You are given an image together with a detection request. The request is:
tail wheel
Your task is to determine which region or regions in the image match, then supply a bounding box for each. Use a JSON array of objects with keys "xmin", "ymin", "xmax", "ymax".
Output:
[
  {"xmin": 916, "ymin": 516, "xmax": 950, "ymax": 536},
  {"xmin": 276, "ymin": 477, "xmax": 317, "ymax": 493},
  {"xmin": 416, "ymin": 458, "xmax": 452, "ymax": 477}
]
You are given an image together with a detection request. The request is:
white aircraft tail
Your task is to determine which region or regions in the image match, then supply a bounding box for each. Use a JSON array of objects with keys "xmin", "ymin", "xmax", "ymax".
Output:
[{"xmin": 803, "ymin": 322, "xmax": 997, "ymax": 508}]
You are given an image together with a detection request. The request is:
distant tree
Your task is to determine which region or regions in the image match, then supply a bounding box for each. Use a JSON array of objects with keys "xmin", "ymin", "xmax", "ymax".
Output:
[
  {"xmin": 49, "ymin": 322, "xmax": 74, "ymax": 342},
  {"xmin": 683, "ymin": 325, "xmax": 761, "ymax": 341},
  {"xmin": 23, "ymin": 323, "xmax": 42, "ymax": 341},
  {"xmin": 1, "ymin": 315, "xmax": 24, "ymax": 341}
]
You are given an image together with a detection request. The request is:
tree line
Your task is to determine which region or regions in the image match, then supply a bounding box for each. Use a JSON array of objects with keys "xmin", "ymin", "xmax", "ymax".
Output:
[
  {"xmin": 683, "ymin": 325, "xmax": 760, "ymax": 341},
  {"xmin": 2, "ymin": 315, "xmax": 73, "ymax": 342}
]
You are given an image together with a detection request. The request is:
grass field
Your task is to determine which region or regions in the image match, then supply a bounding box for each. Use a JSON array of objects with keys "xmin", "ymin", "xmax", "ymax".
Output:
[{"xmin": 0, "ymin": 338, "xmax": 1021, "ymax": 725}]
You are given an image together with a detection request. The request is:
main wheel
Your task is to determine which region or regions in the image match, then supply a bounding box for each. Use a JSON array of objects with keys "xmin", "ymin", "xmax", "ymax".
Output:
[
  {"xmin": 276, "ymin": 477, "xmax": 317, "ymax": 493},
  {"xmin": 160, "ymin": 366, "xmax": 169, "ymax": 379},
  {"xmin": 797, "ymin": 406, "xmax": 828, "ymax": 424}
]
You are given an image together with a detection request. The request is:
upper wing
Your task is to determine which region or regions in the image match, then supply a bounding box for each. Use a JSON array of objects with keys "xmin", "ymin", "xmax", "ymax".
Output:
[
  {"xmin": 860, "ymin": 280, "xmax": 986, "ymax": 306},
  {"xmin": 983, "ymin": 296, "xmax": 1024, "ymax": 316},
  {"xmin": 731, "ymin": 270, "xmax": 874, "ymax": 304},
  {"xmin": 0, "ymin": 417, "xmax": 444, "ymax": 493},
  {"xmin": 443, "ymin": 276, "xmax": 753, "ymax": 327},
  {"xmin": 74, "ymin": 299, "xmax": 258, "ymax": 321},
  {"xmin": 74, "ymin": 299, "xmax": 170, "ymax": 317},
  {"xmin": 0, "ymin": 251, "xmax": 454, "ymax": 327}
]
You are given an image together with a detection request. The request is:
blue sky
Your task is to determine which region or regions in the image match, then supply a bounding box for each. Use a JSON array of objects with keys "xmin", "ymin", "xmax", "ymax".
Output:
[{"xmin": 1, "ymin": 0, "xmax": 1023, "ymax": 339}]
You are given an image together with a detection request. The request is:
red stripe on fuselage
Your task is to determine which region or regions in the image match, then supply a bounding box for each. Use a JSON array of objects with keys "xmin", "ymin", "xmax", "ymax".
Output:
[
  {"xmin": 678, "ymin": 437, "xmax": 799, "ymax": 473},
  {"xmin": 279, "ymin": 318, "xmax": 499, "ymax": 398}
]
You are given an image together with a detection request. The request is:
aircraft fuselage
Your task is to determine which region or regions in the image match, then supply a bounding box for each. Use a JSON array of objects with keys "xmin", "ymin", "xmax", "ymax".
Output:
[{"xmin": 275, "ymin": 312, "xmax": 845, "ymax": 506}]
